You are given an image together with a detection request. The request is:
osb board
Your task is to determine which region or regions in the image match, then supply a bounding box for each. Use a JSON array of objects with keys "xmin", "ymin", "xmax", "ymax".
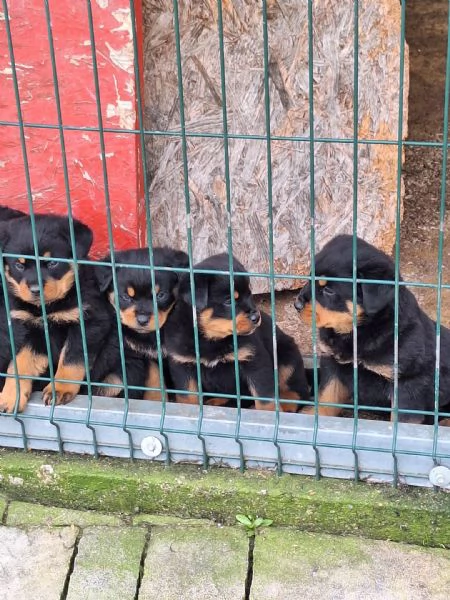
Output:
[{"xmin": 143, "ymin": 0, "xmax": 409, "ymax": 293}]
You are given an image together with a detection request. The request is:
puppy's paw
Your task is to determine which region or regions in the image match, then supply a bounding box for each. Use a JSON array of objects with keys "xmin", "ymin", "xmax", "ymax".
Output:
[
  {"xmin": 301, "ymin": 405, "xmax": 343, "ymax": 417},
  {"xmin": 143, "ymin": 389, "xmax": 163, "ymax": 401},
  {"xmin": 0, "ymin": 390, "xmax": 30, "ymax": 413},
  {"xmin": 43, "ymin": 382, "xmax": 80, "ymax": 406}
]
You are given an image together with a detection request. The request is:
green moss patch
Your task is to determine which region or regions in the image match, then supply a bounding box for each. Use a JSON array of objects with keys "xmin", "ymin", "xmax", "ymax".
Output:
[
  {"xmin": 7, "ymin": 501, "xmax": 124, "ymax": 528},
  {"xmin": 1, "ymin": 449, "xmax": 449, "ymax": 547}
]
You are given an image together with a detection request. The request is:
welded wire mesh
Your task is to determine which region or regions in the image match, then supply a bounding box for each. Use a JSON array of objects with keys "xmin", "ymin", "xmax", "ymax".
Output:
[{"xmin": 0, "ymin": 0, "xmax": 449, "ymax": 488}]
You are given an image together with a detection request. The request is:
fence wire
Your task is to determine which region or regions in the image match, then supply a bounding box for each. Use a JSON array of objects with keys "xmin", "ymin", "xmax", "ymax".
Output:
[{"xmin": 0, "ymin": 0, "xmax": 449, "ymax": 488}]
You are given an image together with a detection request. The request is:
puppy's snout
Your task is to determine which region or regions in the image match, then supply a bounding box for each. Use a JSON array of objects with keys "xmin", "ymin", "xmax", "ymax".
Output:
[
  {"xmin": 28, "ymin": 284, "xmax": 41, "ymax": 295},
  {"xmin": 136, "ymin": 313, "xmax": 151, "ymax": 326},
  {"xmin": 294, "ymin": 296, "xmax": 305, "ymax": 312},
  {"xmin": 249, "ymin": 310, "xmax": 261, "ymax": 324}
]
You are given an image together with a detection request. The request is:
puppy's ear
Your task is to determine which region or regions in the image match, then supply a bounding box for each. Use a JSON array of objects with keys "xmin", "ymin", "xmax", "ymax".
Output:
[
  {"xmin": 0, "ymin": 222, "xmax": 10, "ymax": 249},
  {"xmin": 166, "ymin": 248, "xmax": 189, "ymax": 281},
  {"xmin": 62, "ymin": 218, "xmax": 93, "ymax": 258},
  {"xmin": 95, "ymin": 255, "xmax": 113, "ymax": 293},
  {"xmin": 361, "ymin": 282, "xmax": 394, "ymax": 317},
  {"xmin": 179, "ymin": 273, "xmax": 209, "ymax": 309},
  {"xmin": 169, "ymin": 249, "xmax": 189, "ymax": 268},
  {"xmin": 73, "ymin": 219, "xmax": 93, "ymax": 257},
  {"xmin": 0, "ymin": 206, "xmax": 26, "ymax": 222}
]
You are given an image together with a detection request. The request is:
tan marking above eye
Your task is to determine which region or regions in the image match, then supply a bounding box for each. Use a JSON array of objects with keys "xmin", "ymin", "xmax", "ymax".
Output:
[
  {"xmin": 234, "ymin": 291, "xmax": 239, "ymax": 299},
  {"xmin": 43, "ymin": 251, "xmax": 51, "ymax": 258},
  {"xmin": 318, "ymin": 279, "xmax": 327, "ymax": 287},
  {"xmin": 18, "ymin": 257, "xmax": 25, "ymax": 265},
  {"xmin": 127, "ymin": 286, "xmax": 135, "ymax": 298}
]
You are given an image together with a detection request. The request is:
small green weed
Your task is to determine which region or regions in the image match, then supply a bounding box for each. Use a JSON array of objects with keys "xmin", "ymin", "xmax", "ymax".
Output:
[{"xmin": 236, "ymin": 514, "xmax": 273, "ymax": 537}]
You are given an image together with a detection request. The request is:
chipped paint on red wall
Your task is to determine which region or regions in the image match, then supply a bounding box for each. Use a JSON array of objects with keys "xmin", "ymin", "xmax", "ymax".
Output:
[{"xmin": 0, "ymin": 0, "xmax": 144, "ymax": 257}]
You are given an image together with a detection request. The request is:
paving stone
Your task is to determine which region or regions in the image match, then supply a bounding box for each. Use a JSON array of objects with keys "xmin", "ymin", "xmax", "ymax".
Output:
[
  {"xmin": 138, "ymin": 525, "xmax": 248, "ymax": 600},
  {"xmin": 0, "ymin": 526, "xmax": 78, "ymax": 600},
  {"xmin": 251, "ymin": 529, "xmax": 450, "ymax": 600},
  {"xmin": 66, "ymin": 527, "xmax": 145, "ymax": 600},
  {"xmin": 7, "ymin": 501, "xmax": 123, "ymax": 528}
]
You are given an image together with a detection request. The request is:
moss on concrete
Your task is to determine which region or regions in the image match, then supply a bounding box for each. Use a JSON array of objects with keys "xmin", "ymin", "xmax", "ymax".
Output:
[
  {"xmin": 252, "ymin": 529, "xmax": 450, "ymax": 599},
  {"xmin": 140, "ymin": 525, "xmax": 247, "ymax": 599},
  {"xmin": 7, "ymin": 501, "xmax": 124, "ymax": 528},
  {"xmin": 133, "ymin": 513, "xmax": 213, "ymax": 527},
  {"xmin": 66, "ymin": 527, "xmax": 146, "ymax": 600},
  {"xmin": 1, "ymin": 449, "xmax": 449, "ymax": 547}
]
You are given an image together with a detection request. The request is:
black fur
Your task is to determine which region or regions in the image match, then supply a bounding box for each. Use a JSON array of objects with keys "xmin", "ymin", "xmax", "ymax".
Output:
[
  {"xmin": 89, "ymin": 247, "xmax": 188, "ymax": 399},
  {"xmin": 0, "ymin": 206, "xmax": 28, "ymax": 380},
  {"xmin": 0, "ymin": 211, "xmax": 110, "ymax": 412},
  {"xmin": 165, "ymin": 253, "xmax": 310, "ymax": 410},
  {"xmin": 295, "ymin": 234, "xmax": 450, "ymax": 423}
]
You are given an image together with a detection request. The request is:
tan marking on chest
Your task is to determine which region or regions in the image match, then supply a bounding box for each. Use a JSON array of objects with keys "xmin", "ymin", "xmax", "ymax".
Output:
[
  {"xmin": 363, "ymin": 362, "xmax": 394, "ymax": 380},
  {"xmin": 302, "ymin": 377, "xmax": 350, "ymax": 417},
  {"xmin": 171, "ymin": 347, "xmax": 254, "ymax": 368},
  {"xmin": 11, "ymin": 307, "xmax": 83, "ymax": 325}
]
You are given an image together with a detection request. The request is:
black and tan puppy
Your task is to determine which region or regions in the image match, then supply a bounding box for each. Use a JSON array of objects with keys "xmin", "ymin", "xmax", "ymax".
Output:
[
  {"xmin": 0, "ymin": 212, "xmax": 111, "ymax": 412},
  {"xmin": 91, "ymin": 247, "xmax": 188, "ymax": 400},
  {"xmin": 164, "ymin": 253, "xmax": 309, "ymax": 411},
  {"xmin": 0, "ymin": 206, "xmax": 28, "ymax": 387},
  {"xmin": 294, "ymin": 234, "xmax": 450, "ymax": 424}
]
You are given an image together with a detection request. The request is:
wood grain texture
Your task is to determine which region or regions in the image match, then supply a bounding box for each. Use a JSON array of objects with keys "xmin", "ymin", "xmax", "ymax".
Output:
[{"xmin": 143, "ymin": 0, "xmax": 409, "ymax": 293}]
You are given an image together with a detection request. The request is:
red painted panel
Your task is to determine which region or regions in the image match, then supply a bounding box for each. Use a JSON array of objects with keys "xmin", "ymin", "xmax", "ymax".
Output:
[{"xmin": 0, "ymin": 0, "xmax": 143, "ymax": 257}]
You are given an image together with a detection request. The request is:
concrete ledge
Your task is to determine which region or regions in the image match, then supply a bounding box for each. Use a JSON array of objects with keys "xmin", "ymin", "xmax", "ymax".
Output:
[{"xmin": 0, "ymin": 449, "xmax": 449, "ymax": 547}]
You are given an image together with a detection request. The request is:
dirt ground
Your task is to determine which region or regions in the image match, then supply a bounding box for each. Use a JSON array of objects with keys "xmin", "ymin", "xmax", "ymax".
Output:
[{"xmin": 258, "ymin": 0, "xmax": 450, "ymax": 356}]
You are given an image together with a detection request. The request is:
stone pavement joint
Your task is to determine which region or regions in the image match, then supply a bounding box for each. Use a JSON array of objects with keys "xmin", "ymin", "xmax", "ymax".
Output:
[{"xmin": 0, "ymin": 501, "xmax": 449, "ymax": 600}]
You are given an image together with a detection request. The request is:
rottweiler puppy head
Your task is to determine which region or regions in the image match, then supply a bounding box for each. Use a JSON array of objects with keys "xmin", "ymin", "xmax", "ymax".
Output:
[
  {"xmin": 96, "ymin": 247, "xmax": 188, "ymax": 334},
  {"xmin": 294, "ymin": 235, "xmax": 396, "ymax": 332},
  {"xmin": 179, "ymin": 253, "xmax": 261, "ymax": 340},
  {"xmin": 0, "ymin": 213, "xmax": 92, "ymax": 305}
]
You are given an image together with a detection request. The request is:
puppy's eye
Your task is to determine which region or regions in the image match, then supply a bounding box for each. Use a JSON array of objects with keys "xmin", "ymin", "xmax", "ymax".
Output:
[
  {"xmin": 323, "ymin": 286, "xmax": 335, "ymax": 297},
  {"xmin": 156, "ymin": 290, "xmax": 168, "ymax": 302},
  {"xmin": 47, "ymin": 260, "xmax": 59, "ymax": 270},
  {"xmin": 121, "ymin": 292, "xmax": 132, "ymax": 302},
  {"xmin": 15, "ymin": 261, "xmax": 25, "ymax": 272},
  {"xmin": 224, "ymin": 297, "xmax": 232, "ymax": 306}
]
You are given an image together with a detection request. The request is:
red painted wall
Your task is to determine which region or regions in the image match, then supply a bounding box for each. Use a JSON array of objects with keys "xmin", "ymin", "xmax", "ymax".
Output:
[{"xmin": 0, "ymin": 0, "xmax": 144, "ymax": 257}]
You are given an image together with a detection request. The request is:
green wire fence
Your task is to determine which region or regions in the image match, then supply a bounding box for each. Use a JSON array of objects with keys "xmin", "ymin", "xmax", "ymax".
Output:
[{"xmin": 0, "ymin": 0, "xmax": 450, "ymax": 489}]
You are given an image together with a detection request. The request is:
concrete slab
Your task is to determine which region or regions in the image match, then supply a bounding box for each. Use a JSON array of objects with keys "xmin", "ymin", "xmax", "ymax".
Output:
[
  {"xmin": 0, "ymin": 526, "xmax": 78, "ymax": 600},
  {"xmin": 251, "ymin": 529, "xmax": 450, "ymax": 600},
  {"xmin": 7, "ymin": 500, "xmax": 123, "ymax": 527},
  {"xmin": 66, "ymin": 526, "xmax": 145, "ymax": 600},
  {"xmin": 139, "ymin": 526, "xmax": 248, "ymax": 599}
]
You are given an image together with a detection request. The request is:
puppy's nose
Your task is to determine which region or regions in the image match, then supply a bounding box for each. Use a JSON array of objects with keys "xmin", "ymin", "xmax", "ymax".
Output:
[
  {"xmin": 136, "ymin": 314, "xmax": 150, "ymax": 326},
  {"xmin": 29, "ymin": 284, "xmax": 41, "ymax": 295},
  {"xmin": 294, "ymin": 296, "xmax": 304, "ymax": 312},
  {"xmin": 249, "ymin": 310, "xmax": 261, "ymax": 324}
]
